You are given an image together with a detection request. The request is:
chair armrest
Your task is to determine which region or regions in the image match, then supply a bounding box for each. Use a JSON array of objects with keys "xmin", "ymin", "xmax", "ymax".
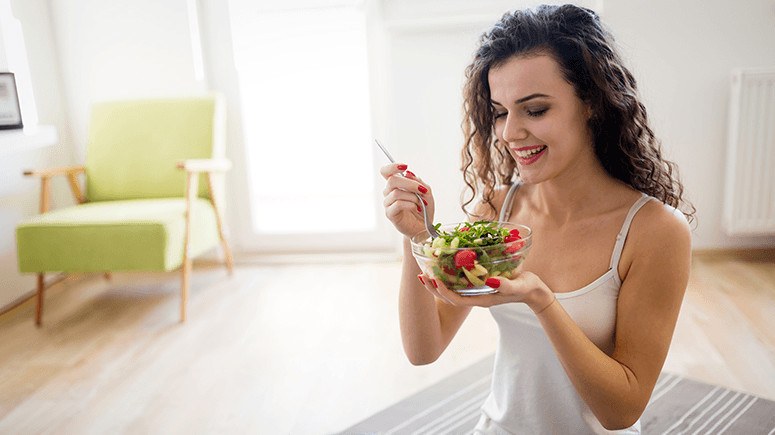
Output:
[
  {"xmin": 23, "ymin": 165, "xmax": 85, "ymax": 178},
  {"xmin": 176, "ymin": 158, "xmax": 232, "ymax": 173},
  {"xmin": 23, "ymin": 166, "xmax": 86, "ymax": 212}
]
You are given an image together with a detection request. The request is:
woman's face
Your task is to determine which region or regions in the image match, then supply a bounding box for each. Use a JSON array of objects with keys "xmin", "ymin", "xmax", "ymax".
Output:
[{"xmin": 488, "ymin": 53, "xmax": 595, "ymax": 185}]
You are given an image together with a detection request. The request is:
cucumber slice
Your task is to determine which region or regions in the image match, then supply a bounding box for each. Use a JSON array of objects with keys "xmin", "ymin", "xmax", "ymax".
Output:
[
  {"xmin": 473, "ymin": 263, "xmax": 488, "ymax": 276},
  {"xmin": 462, "ymin": 267, "xmax": 485, "ymax": 286}
]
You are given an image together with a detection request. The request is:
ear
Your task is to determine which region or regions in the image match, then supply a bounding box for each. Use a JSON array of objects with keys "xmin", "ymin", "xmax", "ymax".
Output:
[{"xmin": 584, "ymin": 103, "xmax": 594, "ymax": 120}]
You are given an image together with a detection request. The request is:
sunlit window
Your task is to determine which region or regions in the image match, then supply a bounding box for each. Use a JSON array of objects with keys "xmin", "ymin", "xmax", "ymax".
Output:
[{"xmin": 229, "ymin": 1, "xmax": 375, "ymax": 236}]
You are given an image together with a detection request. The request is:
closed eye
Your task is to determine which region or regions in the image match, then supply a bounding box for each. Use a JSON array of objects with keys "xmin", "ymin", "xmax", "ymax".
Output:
[{"xmin": 526, "ymin": 108, "xmax": 548, "ymax": 118}]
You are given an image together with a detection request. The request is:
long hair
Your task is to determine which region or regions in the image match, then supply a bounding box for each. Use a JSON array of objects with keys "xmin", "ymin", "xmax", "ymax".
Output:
[{"xmin": 461, "ymin": 4, "xmax": 695, "ymax": 222}]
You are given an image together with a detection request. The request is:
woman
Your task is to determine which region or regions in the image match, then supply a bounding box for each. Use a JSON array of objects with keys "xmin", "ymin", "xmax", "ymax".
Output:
[{"xmin": 380, "ymin": 4, "xmax": 694, "ymax": 434}]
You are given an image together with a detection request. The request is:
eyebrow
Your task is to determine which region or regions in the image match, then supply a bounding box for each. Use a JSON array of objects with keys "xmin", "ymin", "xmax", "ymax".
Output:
[{"xmin": 491, "ymin": 93, "xmax": 552, "ymax": 106}]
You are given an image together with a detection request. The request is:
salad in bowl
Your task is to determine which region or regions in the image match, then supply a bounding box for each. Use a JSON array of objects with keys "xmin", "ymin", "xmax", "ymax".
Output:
[{"xmin": 410, "ymin": 221, "xmax": 532, "ymax": 295}]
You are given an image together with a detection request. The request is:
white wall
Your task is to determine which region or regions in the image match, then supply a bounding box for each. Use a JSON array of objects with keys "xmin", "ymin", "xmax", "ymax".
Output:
[
  {"xmin": 605, "ymin": 0, "xmax": 775, "ymax": 248},
  {"xmin": 384, "ymin": 25, "xmax": 480, "ymax": 227},
  {"xmin": 0, "ymin": 0, "xmax": 75, "ymax": 309},
  {"xmin": 48, "ymin": 0, "xmax": 207, "ymax": 160}
]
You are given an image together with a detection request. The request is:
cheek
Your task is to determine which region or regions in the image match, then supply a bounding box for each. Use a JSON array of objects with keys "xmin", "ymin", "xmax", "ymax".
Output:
[
  {"xmin": 563, "ymin": 107, "xmax": 591, "ymax": 135},
  {"xmin": 493, "ymin": 121, "xmax": 505, "ymax": 140},
  {"xmin": 538, "ymin": 111, "xmax": 581, "ymax": 144},
  {"xmin": 528, "ymin": 119, "xmax": 554, "ymax": 143}
]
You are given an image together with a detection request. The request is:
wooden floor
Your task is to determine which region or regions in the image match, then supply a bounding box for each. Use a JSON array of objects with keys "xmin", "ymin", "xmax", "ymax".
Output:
[{"xmin": 0, "ymin": 253, "xmax": 773, "ymax": 434}]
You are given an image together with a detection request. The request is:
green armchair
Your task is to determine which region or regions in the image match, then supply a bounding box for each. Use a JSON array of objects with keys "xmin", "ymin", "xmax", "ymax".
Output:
[{"xmin": 16, "ymin": 95, "xmax": 234, "ymax": 326}]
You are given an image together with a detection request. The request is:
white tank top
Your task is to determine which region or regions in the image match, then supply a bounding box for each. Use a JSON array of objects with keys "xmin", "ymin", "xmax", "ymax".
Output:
[{"xmin": 475, "ymin": 183, "xmax": 652, "ymax": 434}]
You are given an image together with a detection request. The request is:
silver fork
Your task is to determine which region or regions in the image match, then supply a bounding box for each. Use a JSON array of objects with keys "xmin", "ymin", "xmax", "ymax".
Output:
[{"xmin": 374, "ymin": 139, "xmax": 439, "ymax": 238}]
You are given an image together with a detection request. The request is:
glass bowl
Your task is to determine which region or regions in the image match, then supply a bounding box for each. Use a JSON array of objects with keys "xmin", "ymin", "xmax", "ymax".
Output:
[{"xmin": 410, "ymin": 221, "xmax": 532, "ymax": 295}]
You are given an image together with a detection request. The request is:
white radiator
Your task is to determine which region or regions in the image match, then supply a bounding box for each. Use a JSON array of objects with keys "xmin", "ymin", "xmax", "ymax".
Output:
[{"xmin": 723, "ymin": 67, "xmax": 775, "ymax": 235}]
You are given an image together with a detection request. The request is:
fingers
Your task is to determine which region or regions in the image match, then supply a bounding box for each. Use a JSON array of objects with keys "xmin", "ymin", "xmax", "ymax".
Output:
[
  {"xmin": 382, "ymin": 168, "xmax": 432, "ymax": 198},
  {"xmin": 403, "ymin": 170, "xmax": 425, "ymax": 184},
  {"xmin": 484, "ymin": 277, "xmax": 501, "ymax": 289},
  {"xmin": 383, "ymin": 189, "xmax": 429, "ymax": 210},
  {"xmin": 431, "ymin": 277, "xmax": 471, "ymax": 306},
  {"xmin": 385, "ymin": 200, "xmax": 422, "ymax": 219},
  {"xmin": 417, "ymin": 271, "xmax": 504, "ymax": 308},
  {"xmin": 417, "ymin": 273, "xmax": 455, "ymax": 305},
  {"xmin": 417, "ymin": 271, "xmax": 545, "ymax": 309},
  {"xmin": 379, "ymin": 163, "xmax": 408, "ymax": 180}
]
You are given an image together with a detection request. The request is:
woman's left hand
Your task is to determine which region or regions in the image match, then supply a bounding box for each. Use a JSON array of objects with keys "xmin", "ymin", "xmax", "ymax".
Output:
[{"xmin": 418, "ymin": 271, "xmax": 556, "ymax": 313}]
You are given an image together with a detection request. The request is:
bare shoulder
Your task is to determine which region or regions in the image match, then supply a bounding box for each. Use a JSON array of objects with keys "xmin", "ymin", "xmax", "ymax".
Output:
[
  {"xmin": 621, "ymin": 198, "xmax": 692, "ymax": 280},
  {"xmin": 632, "ymin": 199, "xmax": 691, "ymax": 249}
]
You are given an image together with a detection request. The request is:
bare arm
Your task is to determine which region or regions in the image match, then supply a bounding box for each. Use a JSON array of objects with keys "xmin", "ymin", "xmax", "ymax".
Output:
[
  {"xmin": 398, "ymin": 237, "xmax": 472, "ymax": 365},
  {"xmin": 535, "ymin": 203, "xmax": 691, "ymax": 429},
  {"xmin": 383, "ymin": 163, "xmax": 508, "ymax": 365}
]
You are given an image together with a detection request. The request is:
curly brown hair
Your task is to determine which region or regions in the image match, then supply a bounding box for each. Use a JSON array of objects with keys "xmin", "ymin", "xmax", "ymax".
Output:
[{"xmin": 461, "ymin": 4, "xmax": 695, "ymax": 223}]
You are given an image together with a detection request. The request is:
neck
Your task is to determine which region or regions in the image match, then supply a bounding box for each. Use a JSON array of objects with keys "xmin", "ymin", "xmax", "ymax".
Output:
[{"xmin": 530, "ymin": 157, "xmax": 621, "ymax": 226}]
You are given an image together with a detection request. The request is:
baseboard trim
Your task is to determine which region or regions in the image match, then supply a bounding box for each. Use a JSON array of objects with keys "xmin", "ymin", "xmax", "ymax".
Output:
[
  {"xmin": 3, "ymin": 250, "xmax": 770, "ymax": 316},
  {"xmin": 235, "ymin": 251, "xmax": 401, "ymax": 265},
  {"xmin": 0, "ymin": 260, "xmax": 231, "ymax": 318},
  {"xmin": 692, "ymin": 247, "xmax": 775, "ymax": 261},
  {"xmin": 0, "ymin": 273, "xmax": 71, "ymax": 318}
]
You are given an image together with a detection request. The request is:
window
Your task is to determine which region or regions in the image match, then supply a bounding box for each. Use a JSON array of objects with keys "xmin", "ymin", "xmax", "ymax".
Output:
[{"xmin": 229, "ymin": 0, "xmax": 389, "ymax": 252}]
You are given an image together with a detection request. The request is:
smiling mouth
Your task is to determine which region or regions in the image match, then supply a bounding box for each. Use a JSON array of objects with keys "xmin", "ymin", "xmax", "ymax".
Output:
[{"xmin": 514, "ymin": 145, "xmax": 547, "ymax": 159}]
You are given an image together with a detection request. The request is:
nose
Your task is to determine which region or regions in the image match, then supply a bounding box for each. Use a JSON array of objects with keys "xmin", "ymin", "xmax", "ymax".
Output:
[{"xmin": 500, "ymin": 113, "xmax": 528, "ymax": 144}]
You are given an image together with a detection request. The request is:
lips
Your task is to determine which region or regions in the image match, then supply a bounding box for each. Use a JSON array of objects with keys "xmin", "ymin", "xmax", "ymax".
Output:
[
  {"xmin": 514, "ymin": 145, "xmax": 546, "ymax": 157},
  {"xmin": 513, "ymin": 145, "xmax": 547, "ymax": 165}
]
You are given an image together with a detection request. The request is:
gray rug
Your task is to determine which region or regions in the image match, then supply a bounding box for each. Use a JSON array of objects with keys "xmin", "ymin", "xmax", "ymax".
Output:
[{"xmin": 339, "ymin": 355, "xmax": 775, "ymax": 434}]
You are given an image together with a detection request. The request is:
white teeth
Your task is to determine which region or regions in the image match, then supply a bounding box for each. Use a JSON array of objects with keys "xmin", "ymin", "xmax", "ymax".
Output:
[{"xmin": 516, "ymin": 146, "xmax": 546, "ymax": 158}]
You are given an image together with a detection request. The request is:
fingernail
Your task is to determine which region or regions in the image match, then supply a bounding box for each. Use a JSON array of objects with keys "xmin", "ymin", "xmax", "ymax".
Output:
[
  {"xmin": 485, "ymin": 278, "xmax": 501, "ymax": 288},
  {"xmin": 397, "ymin": 164, "xmax": 408, "ymax": 171},
  {"xmin": 405, "ymin": 170, "xmax": 416, "ymax": 178},
  {"xmin": 417, "ymin": 205, "xmax": 422, "ymax": 212},
  {"xmin": 418, "ymin": 274, "xmax": 425, "ymax": 285},
  {"xmin": 431, "ymin": 279, "xmax": 438, "ymax": 288},
  {"xmin": 422, "ymin": 198, "xmax": 428, "ymax": 205},
  {"xmin": 418, "ymin": 185, "xmax": 428, "ymax": 194}
]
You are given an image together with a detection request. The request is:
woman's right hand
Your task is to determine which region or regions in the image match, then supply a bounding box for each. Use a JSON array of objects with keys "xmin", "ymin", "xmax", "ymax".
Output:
[{"xmin": 380, "ymin": 163, "xmax": 435, "ymax": 239}]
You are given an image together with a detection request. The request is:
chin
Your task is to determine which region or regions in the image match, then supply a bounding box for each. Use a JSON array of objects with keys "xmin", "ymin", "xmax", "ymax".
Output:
[{"xmin": 516, "ymin": 171, "xmax": 542, "ymax": 185}]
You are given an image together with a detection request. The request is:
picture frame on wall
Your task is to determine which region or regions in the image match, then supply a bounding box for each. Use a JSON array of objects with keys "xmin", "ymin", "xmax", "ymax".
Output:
[{"xmin": 0, "ymin": 72, "xmax": 23, "ymax": 130}]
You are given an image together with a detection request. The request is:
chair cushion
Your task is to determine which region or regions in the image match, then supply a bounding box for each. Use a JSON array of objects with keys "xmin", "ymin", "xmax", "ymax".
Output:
[
  {"xmin": 16, "ymin": 198, "xmax": 219, "ymax": 273},
  {"xmin": 85, "ymin": 97, "xmax": 221, "ymax": 201}
]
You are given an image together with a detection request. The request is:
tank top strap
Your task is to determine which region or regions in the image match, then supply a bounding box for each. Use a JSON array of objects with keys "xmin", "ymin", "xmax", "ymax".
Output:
[
  {"xmin": 609, "ymin": 193, "xmax": 653, "ymax": 269},
  {"xmin": 498, "ymin": 182, "xmax": 521, "ymax": 222}
]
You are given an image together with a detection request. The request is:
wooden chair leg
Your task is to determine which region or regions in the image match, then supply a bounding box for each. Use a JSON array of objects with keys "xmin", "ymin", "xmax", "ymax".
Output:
[
  {"xmin": 206, "ymin": 173, "xmax": 234, "ymax": 275},
  {"xmin": 180, "ymin": 171, "xmax": 198, "ymax": 323},
  {"xmin": 220, "ymin": 238, "xmax": 234, "ymax": 275},
  {"xmin": 180, "ymin": 259, "xmax": 191, "ymax": 323},
  {"xmin": 35, "ymin": 273, "xmax": 45, "ymax": 327}
]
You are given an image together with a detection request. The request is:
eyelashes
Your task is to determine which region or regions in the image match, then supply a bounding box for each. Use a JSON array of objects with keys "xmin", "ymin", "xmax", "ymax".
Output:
[
  {"xmin": 526, "ymin": 108, "xmax": 548, "ymax": 117},
  {"xmin": 492, "ymin": 107, "xmax": 549, "ymax": 120}
]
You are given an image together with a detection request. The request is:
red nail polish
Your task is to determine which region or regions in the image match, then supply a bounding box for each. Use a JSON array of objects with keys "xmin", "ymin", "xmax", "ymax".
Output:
[
  {"xmin": 422, "ymin": 198, "xmax": 428, "ymax": 205},
  {"xmin": 418, "ymin": 275, "xmax": 425, "ymax": 285},
  {"xmin": 397, "ymin": 164, "xmax": 408, "ymax": 171},
  {"xmin": 431, "ymin": 279, "xmax": 438, "ymax": 288},
  {"xmin": 485, "ymin": 278, "xmax": 500, "ymax": 288},
  {"xmin": 405, "ymin": 170, "xmax": 416, "ymax": 178},
  {"xmin": 418, "ymin": 185, "xmax": 428, "ymax": 194},
  {"xmin": 417, "ymin": 205, "xmax": 423, "ymax": 212}
]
